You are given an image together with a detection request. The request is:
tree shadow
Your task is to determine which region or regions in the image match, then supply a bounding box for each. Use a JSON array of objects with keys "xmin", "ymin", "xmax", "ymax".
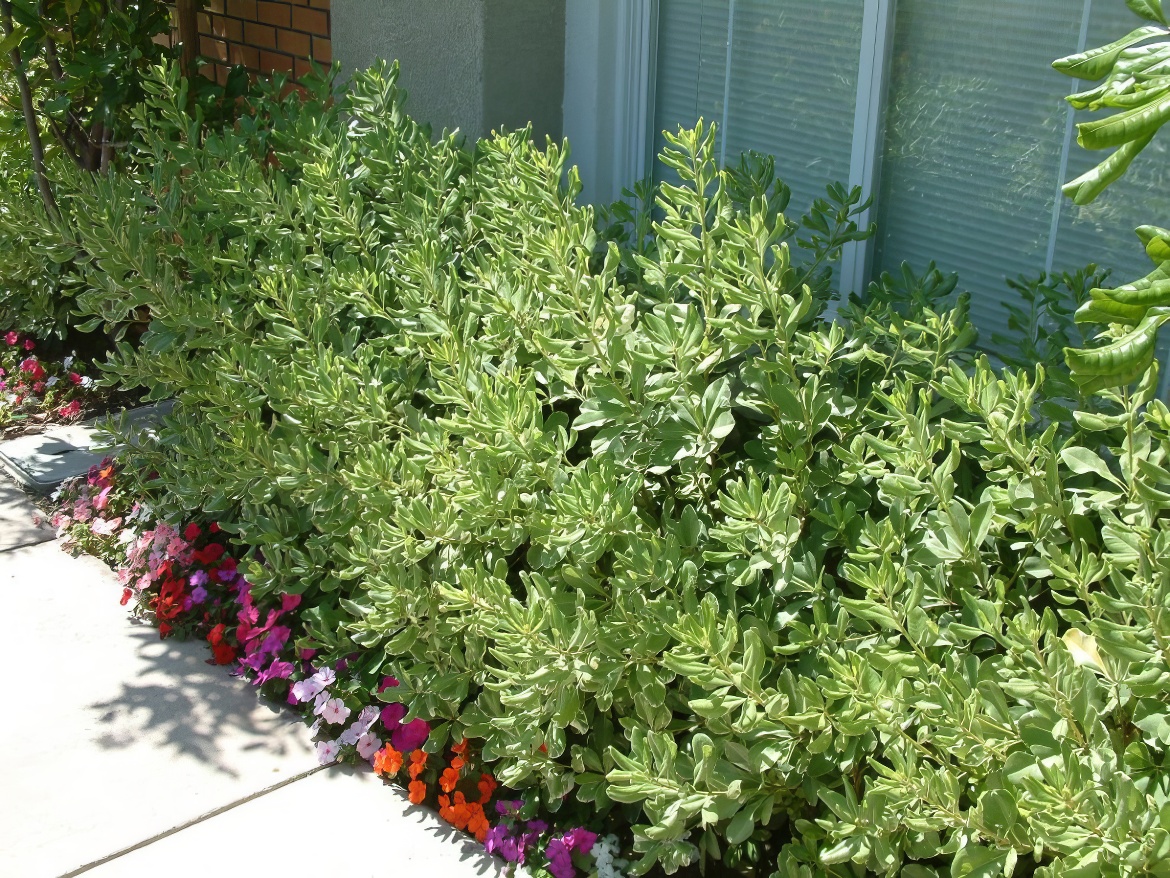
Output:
[{"xmin": 85, "ymin": 618, "xmax": 313, "ymax": 778}]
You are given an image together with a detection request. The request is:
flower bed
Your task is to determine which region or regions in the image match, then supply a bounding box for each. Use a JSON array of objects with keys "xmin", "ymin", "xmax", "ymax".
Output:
[
  {"xmin": 0, "ymin": 330, "xmax": 136, "ymax": 439},
  {"xmin": 51, "ymin": 460, "xmax": 631, "ymax": 878}
]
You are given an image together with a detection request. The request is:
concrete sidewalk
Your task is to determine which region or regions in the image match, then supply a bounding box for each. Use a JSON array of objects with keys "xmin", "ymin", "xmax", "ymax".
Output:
[{"xmin": 0, "ymin": 476, "xmax": 503, "ymax": 878}]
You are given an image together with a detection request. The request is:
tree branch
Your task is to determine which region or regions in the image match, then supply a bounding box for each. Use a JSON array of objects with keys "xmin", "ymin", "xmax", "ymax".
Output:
[{"xmin": 2, "ymin": 0, "xmax": 57, "ymax": 217}]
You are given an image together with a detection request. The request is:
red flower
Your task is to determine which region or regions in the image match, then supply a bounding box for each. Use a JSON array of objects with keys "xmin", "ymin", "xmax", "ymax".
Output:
[
  {"xmin": 193, "ymin": 543, "xmax": 225, "ymax": 565},
  {"xmin": 68, "ymin": 372, "xmax": 82, "ymax": 385},
  {"xmin": 184, "ymin": 522, "xmax": 202, "ymax": 541},
  {"xmin": 210, "ymin": 642, "xmax": 237, "ymax": 664},
  {"xmin": 207, "ymin": 623, "xmax": 227, "ymax": 646},
  {"xmin": 57, "ymin": 400, "xmax": 81, "ymax": 419},
  {"xmin": 120, "ymin": 588, "xmax": 133, "ymax": 606},
  {"xmin": 209, "ymin": 522, "xmax": 221, "ymax": 534},
  {"xmin": 159, "ymin": 622, "xmax": 173, "ymax": 638}
]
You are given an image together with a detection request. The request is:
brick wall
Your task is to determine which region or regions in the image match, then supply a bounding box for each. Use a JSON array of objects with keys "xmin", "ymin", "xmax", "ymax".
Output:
[{"xmin": 179, "ymin": 0, "xmax": 331, "ymax": 82}]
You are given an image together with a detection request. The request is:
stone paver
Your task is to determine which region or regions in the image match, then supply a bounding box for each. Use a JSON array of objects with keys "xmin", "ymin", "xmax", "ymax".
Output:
[
  {"xmin": 0, "ymin": 401, "xmax": 173, "ymax": 492},
  {"xmin": 0, "ymin": 474, "xmax": 52, "ymax": 550},
  {"xmin": 0, "ymin": 541, "xmax": 318, "ymax": 878},
  {"xmin": 84, "ymin": 765, "xmax": 506, "ymax": 878}
]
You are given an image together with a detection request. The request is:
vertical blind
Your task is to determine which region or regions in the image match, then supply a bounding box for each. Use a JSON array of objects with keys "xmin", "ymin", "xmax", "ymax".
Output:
[{"xmin": 652, "ymin": 0, "xmax": 1170, "ymax": 352}]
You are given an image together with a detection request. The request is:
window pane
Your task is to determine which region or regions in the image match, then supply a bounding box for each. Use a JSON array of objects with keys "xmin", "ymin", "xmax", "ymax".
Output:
[
  {"xmin": 872, "ymin": 2, "xmax": 1086, "ymax": 345},
  {"xmin": 653, "ymin": 0, "xmax": 865, "ymax": 215}
]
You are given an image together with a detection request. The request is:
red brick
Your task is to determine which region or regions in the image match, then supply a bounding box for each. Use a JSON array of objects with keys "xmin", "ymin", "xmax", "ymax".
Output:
[
  {"xmin": 206, "ymin": 0, "xmax": 225, "ymax": 13},
  {"xmin": 211, "ymin": 15, "xmax": 243, "ymax": 41},
  {"xmin": 226, "ymin": 0, "xmax": 256, "ymax": 18},
  {"xmin": 308, "ymin": 0, "xmax": 329, "ymax": 11},
  {"xmin": 291, "ymin": 6, "xmax": 327, "ymax": 34},
  {"xmin": 257, "ymin": 0, "xmax": 291, "ymax": 27},
  {"xmin": 229, "ymin": 43, "xmax": 260, "ymax": 68},
  {"xmin": 278, "ymin": 29, "xmax": 311, "ymax": 55},
  {"xmin": 259, "ymin": 50, "xmax": 295, "ymax": 74},
  {"xmin": 200, "ymin": 36, "xmax": 229, "ymax": 61},
  {"xmin": 244, "ymin": 22, "xmax": 277, "ymax": 48},
  {"xmin": 311, "ymin": 36, "xmax": 330, "ymax": 63},
  {"xmin": 197, "ymin": 12, "xmax": 211, "ymax": 31},
  {"xmin": 294, "ymin": 58, "xmax": 314, "ymax": 78}
]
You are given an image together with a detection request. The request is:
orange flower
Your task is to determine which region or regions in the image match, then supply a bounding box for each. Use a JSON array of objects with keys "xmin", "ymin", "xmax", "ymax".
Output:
[
  {"xmin": 477, "ymin": 773, "xmax": 497, "ymax": 804},
  {"xmin": 440, "ymin": 766, "xmax": 461, "ymax": 793},
  {"xmin": 439, "ymin": 791, "xmax": 472, "ymax": 830},
  {"xmin": 467, "ymin": 802, "xmax": 490, "ymax": 842},
  {"xmin": 452, "ymin": 738, "xmax": 470, "ymax": 757},
  {"xmin": 373, "ymin": 745, "xmax": 403, "ymax": 778},
  {"xmin": 450, "ymin": 755, "xmax": 465, "ymax": 771},
  {"xmin": 408, "ymin": 780, "xmax": 427, "ymax": 805},
  {"xmin": 408, "ymin": 749, "xmax": 428, "ymax": 780}
]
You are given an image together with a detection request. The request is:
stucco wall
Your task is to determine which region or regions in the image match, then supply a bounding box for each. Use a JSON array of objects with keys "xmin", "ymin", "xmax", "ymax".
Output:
[{"xmin": 332, "ymin": 0, "xmax": 563, "ymax": 141}]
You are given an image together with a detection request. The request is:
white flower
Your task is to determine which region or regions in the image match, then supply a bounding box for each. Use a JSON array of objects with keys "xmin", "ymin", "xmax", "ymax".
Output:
[
  {"xmin": 315, "ymin": 740, "xmax": 340, "ymax": 764},
  {"xmin": 45, "ymin": 376, "xmax": 58, "ymax": 387},
  {"xmin": 356, "ymin": 732, "xmax": 382, "ymax": 761},
  {"xmin": 339, "ymin": 724, "xmax": 362, "ymax": 746},
  {"xmin": 312, "ymin": 690, "xmax": 331, "ymax": 715},
  {"xmin": 62, "ymin": 355, "xmax": 73, "ymax": 369},
  {"xmin": 80, "ymin": 376, "xmax": 94, "ymax": 389}
]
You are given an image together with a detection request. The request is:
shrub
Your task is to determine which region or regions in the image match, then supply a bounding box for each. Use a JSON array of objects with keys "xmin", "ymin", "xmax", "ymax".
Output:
[{"xmin": 57, "ymin": 61, "xmax": 1170, "ymax": 878}]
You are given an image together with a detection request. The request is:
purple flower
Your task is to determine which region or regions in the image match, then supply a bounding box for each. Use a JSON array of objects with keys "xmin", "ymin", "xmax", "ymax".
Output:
[
  {"xmin": 546, "ymin": 838, "xmax": 574, "ymax": 878},
  {"xmin": 564, "ymin": 828, "xmax": 597, "ymax": 855},
  {"xmin": 485, "ymin": 825, "xmax": 524, "ymax": 863},
  {"xmin": 495, "ymin": 799, "xmax": 524, "ymax": 817},
  {"xmin": 390, "ymin": 718, "xmax": 430, "ymax": 752},
  {"xmin": 190, "ymin": 585, "xmax": 208, "ymax": 604},
  {"xmin": 189, "ymin": 569, "xmax": 209, "ymax": 587},
  {"xmin": 258, "ymin": 625, "xmax": 291, "ymax": 656}
]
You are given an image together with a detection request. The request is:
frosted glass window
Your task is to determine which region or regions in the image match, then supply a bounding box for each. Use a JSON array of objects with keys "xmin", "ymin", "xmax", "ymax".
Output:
[
  {"xmin": 653, "ymin": 0, "xmax": 865, "ymax": 216},
  {"xmin": 872, "ymin": 1, "xmax": 1085, "ymax": 343}
]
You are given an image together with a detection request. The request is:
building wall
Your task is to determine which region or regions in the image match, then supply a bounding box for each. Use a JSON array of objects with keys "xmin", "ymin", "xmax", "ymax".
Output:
[
  {"xmin": 167, "ymin": 0, "xmax": 332, "ymax": 82},
  {"xmin": 331, "ymin": 0, "xmax": 563, "ymax": 141}
]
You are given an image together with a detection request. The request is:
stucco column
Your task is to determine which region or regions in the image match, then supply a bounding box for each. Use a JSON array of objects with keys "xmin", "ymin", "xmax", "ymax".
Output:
[{"xmin": 331, "ymin": 0, "xmax": 565, "ymax": 143}]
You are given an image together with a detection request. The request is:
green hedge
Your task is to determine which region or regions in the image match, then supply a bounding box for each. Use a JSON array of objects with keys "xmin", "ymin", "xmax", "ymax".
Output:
[{"xmin": 52, "ymin": 63, "xmax": 1170, "ymax": 877}]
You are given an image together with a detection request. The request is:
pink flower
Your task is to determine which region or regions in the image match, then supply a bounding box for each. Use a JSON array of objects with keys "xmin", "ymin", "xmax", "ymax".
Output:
[
  {"xmin": 68, "ymin": 371, "xmax": 82, "ymax": 385},
  {"xmin": 356, "ymin": 732, "xmax": 382, "ymax": 761},
  {"xmin": 4, "ymin": 331, "xmax": 17, "ymax": 345},
  {"xmin": 291, "ymin": 678, "xmax": 324, "ymax": 703},
  {"xmin": 321, "ymin": 698, "xmax": 351, "ymax": 725},
  {"xmin": 94, "ymin": 486, "xmax": 113, "ymax": 511},
  {"xmin": 378, "ymin": 676, "xmax": 400, "ymax": 693},
  {"xmin": 90, "ymin": 517, "xmax": 122, "ymax": 536},
  {"xmin": 57, "ymin": 399, "xmax": 80, "ymax": 419},
  {"xmin": 22, "ymin": 338, "xmax": 34, "ymax": 350},
  {"xmin": 315, "ymin": 740, "xmax": 340, "ymax": 764}
]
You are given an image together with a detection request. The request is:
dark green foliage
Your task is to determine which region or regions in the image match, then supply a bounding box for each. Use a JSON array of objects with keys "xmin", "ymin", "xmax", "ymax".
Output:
[{"xmin": 54, "ymin": 63, "xmax": 1170, "ymax": 878}]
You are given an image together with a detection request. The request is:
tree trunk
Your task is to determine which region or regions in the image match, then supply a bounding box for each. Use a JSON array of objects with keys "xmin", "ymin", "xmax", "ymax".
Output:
[
  {"xmin": 1, "ymin": 0, "xmax": 56, "ymax": 217},
  {"xmin": 175, "ymin": 0, "xmax": 200, "ymax": 80}
]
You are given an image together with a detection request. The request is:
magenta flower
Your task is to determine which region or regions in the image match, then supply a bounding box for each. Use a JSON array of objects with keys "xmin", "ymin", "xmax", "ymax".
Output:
[
  {"xmin": 381, "ymin": 702, "xmax": 406, "ymax": 730},
  {"xmin": 391, "ymin": 718, "xmax": 430, "ymax": 752},
  {"xmin": 256, "ymin": 659, "xmax": 294, "ymax": 684}
]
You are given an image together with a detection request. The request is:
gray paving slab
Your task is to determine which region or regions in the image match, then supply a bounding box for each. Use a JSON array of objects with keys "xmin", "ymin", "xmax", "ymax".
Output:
[
  {"xmin": 84, "ymin": 764, "xmax": 506, "ymax": 878},
  {"xmin": 0, "ymin": 541, "xmax": 317, "ymax": 878},
  {"xmin": 0, "ymin": 401, "xmax": 174, "ymax": 492},
  {"xmin": 0, "ymin": 473, "xmax": 53, "ymax": 551}
]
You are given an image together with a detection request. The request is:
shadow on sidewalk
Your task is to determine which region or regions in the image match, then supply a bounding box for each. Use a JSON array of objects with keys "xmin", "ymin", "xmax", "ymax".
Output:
[{"xmin": 85, "ymin": 619, "xmax": 308, "ymax": 778}]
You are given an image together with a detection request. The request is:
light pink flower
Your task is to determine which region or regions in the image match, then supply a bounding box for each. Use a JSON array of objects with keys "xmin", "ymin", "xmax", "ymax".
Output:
[
  {"xmin": 315, "ymin": 740, "xmax": 340, "ymax": 764},
  {"xmin": 356, "ymin": 732, "xmax": 382, "ymax": 761},
  {"xmin": 321, "ymin": 698, "xmax": 351, "ymax": 725}
]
